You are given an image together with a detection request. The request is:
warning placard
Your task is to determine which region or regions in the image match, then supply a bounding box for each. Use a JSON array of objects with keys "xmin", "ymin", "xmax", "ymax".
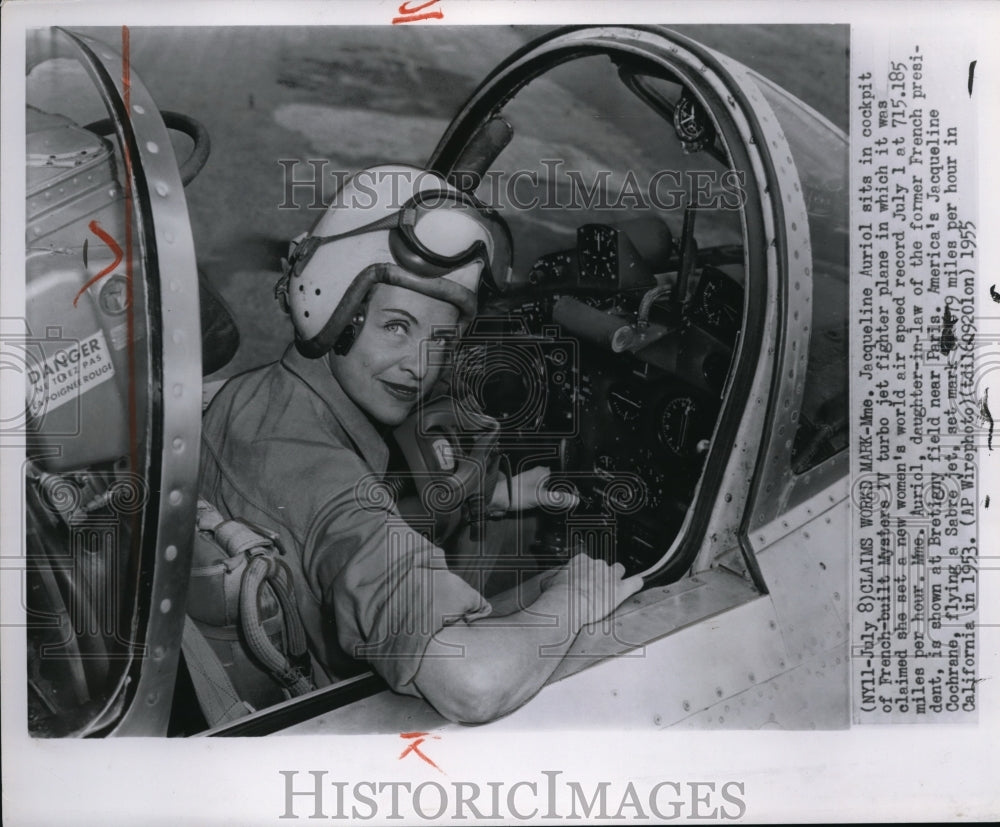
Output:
[{"xmin": 26, "ymin": 329, "xmax": 116, "ymax": 417}]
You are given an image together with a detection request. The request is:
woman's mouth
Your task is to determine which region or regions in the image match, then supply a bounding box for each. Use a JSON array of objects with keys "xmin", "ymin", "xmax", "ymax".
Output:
[{"xmin": 378, "ymin": 379, "xmax": 419, "ymax": 402}]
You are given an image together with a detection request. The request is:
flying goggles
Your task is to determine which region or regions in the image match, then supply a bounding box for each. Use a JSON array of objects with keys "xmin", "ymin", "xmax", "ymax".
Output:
[{"xmin": 282, "ymin": 189, "xmax": 512, "ymax": 294}]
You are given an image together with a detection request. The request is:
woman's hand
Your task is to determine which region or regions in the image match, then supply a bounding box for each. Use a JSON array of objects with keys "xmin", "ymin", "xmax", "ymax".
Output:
[
  {"xmin": 489, "ymin": 465, "xmax": 579, "ymax": 514},
  {"xmin": 539, "ymin": 553, "xmax": 644, "ymax": 629}
]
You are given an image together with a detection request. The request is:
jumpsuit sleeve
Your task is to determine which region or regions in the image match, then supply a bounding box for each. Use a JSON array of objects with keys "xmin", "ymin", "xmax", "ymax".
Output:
[{"xmin": 301, "ymin": 449, "xmax": 492, "ymax": 696}]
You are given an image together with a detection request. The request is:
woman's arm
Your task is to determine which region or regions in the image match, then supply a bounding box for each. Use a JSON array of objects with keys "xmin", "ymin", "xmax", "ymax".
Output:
[{"xmin": 413, "ymin": 554, "xmax": 642, "ymax": 724}]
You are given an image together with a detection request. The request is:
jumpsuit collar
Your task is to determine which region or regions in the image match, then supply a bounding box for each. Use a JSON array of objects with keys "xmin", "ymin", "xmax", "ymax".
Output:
[{"xmin": 280, "ymin": 344, "xmax": 390, "ymax": 474}]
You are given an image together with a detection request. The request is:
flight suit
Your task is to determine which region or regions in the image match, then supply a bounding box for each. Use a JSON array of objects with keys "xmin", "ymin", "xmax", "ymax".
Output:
[{"xmin": 199, "ymin": 344, "xmax": 493, "ymax": 693}]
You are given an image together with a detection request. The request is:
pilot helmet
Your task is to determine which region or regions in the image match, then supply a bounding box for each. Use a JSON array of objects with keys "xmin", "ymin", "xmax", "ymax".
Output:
[{"xmin": 276, "ymin": 163, "xmax": 512, "ymax": 357}]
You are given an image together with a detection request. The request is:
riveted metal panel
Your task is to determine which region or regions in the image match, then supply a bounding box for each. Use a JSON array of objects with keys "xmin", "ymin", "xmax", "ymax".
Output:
[
  {"xmin": 720, "ymin": 61, "xmax": 819, "ymax": 532},
  {"xmin": 672, "ymin": 490, "xmax": 851, "ymax": 729},
  {"xmin": 752, "ymin": 471, "xmax": 849, "ymax": 549},
  {"xmin": 787, "ymin": 448, "xmax": 849, "ymax": 511},
  {"xmin": 480, "ymin": 591, "xmax": 786, "ymax": 731},
  {"xmin": 672, "ymin": 642, "xmax": 849, "ymax": 730},
  {"xmin": 752, "ymin": 495, "xmax": 850, "ymax": 672}
]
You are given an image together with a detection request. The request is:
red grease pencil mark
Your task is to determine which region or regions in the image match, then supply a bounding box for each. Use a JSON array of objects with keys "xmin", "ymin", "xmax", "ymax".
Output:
[
  {"xmin": 392, "ymin": 0, "xmax": 443, "ymax": 24},
  {"xmin": 398, "ymin": 731, "xmax": 444, "ymax": 772},
  {"xmin": 121, "ymin": 25, "xmax": 138, "ymax": 477},
  {"xmin": 73, "ymin": 221, "xmax": 123, "ymax": 307}
]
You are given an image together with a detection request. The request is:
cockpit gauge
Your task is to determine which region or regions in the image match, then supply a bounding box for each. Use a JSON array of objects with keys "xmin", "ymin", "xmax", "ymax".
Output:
[
  {"xmin": 528, "ymin": 250, "xmax": 573, "ymax": 285},
  {"xmin": 693, "ymin": 266, "xmax": 744, "ymax": 339},
  {"xmin": 673, "ymin": 89, "xmax": 716, "ymax": 154},
  {"xmin": 658, "ymin": 396, "xmax": 700, "ymax": 456},
  {"xmin": 577, "ymin": 224, "xmax": 618, "ymax": 283},
  {"xmin": 700, "ymin": 278, "xmax": 725, "ymax": 326},
  {"xmin": 608, "ymin": 385, "xmax": 643, "ymax": 422},
  {"xmin": 576, "ymin": 224, "xmax": 655, "ymax": 290}
]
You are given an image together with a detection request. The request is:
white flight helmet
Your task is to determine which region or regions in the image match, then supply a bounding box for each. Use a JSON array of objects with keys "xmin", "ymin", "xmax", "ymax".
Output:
[{"xmin": 276, "ymin": 164, "xmax": 512, "ymax": 357}]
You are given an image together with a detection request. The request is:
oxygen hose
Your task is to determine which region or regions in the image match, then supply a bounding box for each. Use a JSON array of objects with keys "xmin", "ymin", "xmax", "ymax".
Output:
[{"xmin": 240, "ymin": 555, "xmax": 314, "ymax": 697}]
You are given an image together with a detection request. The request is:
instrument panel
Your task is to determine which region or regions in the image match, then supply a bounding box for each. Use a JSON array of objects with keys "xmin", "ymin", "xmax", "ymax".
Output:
[{"xmin": 457, "ymin": 223, "xmax": 744, "ymax": 575}]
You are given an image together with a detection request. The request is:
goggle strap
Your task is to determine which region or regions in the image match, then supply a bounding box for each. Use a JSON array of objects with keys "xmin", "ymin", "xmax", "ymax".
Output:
[{"xmin": 289, "ymin": 213, "xmax": 401, "ymax": 278}]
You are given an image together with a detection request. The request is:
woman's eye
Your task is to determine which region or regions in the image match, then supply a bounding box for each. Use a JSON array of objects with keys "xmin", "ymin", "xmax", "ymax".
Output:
[{"xmin": 384, "ymin": 320, "xmax": 409, "ymax": 336}]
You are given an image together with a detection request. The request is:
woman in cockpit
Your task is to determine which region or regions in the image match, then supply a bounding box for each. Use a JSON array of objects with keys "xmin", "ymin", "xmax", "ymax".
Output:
[{"xmin": 197, "ymin": 164, "xmax": 641, "ymax": 724}]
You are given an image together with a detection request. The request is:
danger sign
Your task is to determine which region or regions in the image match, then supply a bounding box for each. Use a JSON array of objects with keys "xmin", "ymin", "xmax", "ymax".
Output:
[{"xmin": 27, "ymin": 330, "xmax": 116, "ymax": 416}]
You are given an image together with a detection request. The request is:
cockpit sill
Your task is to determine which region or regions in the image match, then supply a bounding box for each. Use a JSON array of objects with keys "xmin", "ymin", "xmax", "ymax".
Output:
[{"xmin": 203, "ymin": 567, "xmax": 761, "ymax": 735}]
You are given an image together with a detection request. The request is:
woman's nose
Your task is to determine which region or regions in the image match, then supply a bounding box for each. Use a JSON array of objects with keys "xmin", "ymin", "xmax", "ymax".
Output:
[{"xmin": 398, "ymin": 344, "xmax": 428, "ymax": 381}]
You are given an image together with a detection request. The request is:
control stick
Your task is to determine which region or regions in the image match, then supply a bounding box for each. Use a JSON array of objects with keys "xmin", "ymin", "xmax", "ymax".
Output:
[
  {"xmin": 530, "ymin": 438, "xmax": 577, "ymax": 562},
  {"xmin": 675, "ymin": 205, "xmax": 698, "ymax": 310}
]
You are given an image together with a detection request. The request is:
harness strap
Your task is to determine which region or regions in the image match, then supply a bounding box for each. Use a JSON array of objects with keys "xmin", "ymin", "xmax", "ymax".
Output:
[
  {"xmin": 181, "ymin": 616, "xmax": 255, "ymax": 726},
  {"xmin": 216, "ymin": 520, "xmax": 276, "ymax": 556}
]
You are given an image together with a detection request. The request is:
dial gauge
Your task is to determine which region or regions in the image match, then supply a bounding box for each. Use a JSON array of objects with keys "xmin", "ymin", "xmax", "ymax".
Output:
[
  {"xmin": 699, "ymin": 276, "xmax": 741, "ymax": 329},
  {"xmin": 659, "ymin": 396, "xmax": 699, "ymax": 456},
  {"xmin": 608, "ymin": 387, "xmax": 642, "ymax": 422},
  {"xmin": 672, "ymin": 90, "xmax": 716, "ymax": 153},
  {"xmin": 578, "ymin": 225, "xmax": 618, "ymax": 282},
  {"xmin": 700, "ymin": 278, "xmax": 724, "ymax": 326}
]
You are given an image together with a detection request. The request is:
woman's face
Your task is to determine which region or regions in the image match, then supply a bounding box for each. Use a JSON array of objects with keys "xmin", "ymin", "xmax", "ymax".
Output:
[{"xmin": 330, "ymin": 283, "xmax": 460, "ymax": 426}]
